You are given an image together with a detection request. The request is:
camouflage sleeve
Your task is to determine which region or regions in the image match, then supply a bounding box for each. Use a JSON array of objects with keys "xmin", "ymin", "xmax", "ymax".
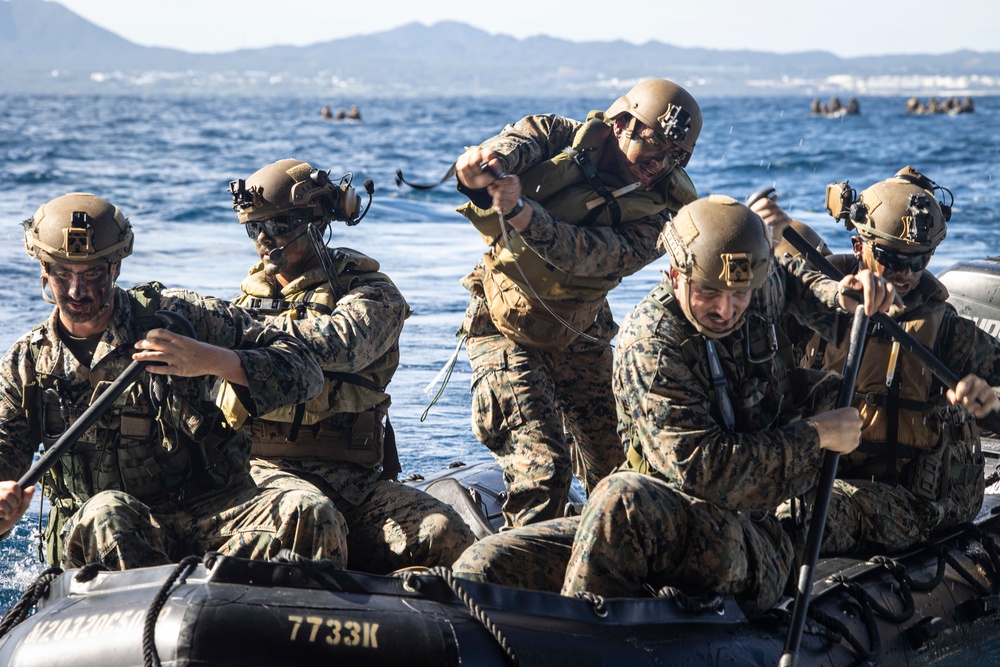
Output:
[
  {"xmin": 939, "ymin": 309, "xmax": 1000, "ymax": 385},
  {"xmin": 267, "ymin": 276, "xmax": 407, "ymax": 373},
  {"xmin": 481, "ymin": 114, "xmax": 581, "ymax": 175},
  {"xmin": 516, "ymin": 211, "xmax": 666, "ymax": 278},
  {"xmin": 614, "ymin": 305, "xmax": 824, "ymax": 512},
  {"xmin": 780, "ymin": 256, "xmax": 851, "ymax": 345},
  {"xmin": 0, "ymin": 341, "xmax": 42, "ymax": 483},
  {"xmin": 160, "ymin": 290, "xmax": 324, "ymax": 417}
]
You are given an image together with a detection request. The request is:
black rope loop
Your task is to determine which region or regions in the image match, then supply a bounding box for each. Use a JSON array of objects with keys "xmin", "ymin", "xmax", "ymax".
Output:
[
  {"xmin": 808, "ymin": 605, "xmax": 879, "ymax": 665},
  {"xmin": 574, "ymin": 590, "xmax": 609, "ymax": 618},
  {"xmin": 653, "ymin": 585, "xmax": 725, "ymax": 615},
  {"xmin": 0, "ymin": 567, "xmax": 63, "ymax": 639},
  {"xmin": 143, "ymin": 555, "xmax": 202, "ymax": 667},
  {"xmin": 269, "ymin": 548, "xmax": 337, "ymax": 573},
  {"xmin": 398, "ymin": 567, "xmax": 519, "ymax": 666},
  {"xmin": 74, "ymin": 561, "xmax": 110, "ymax": 583},
  {"xmin": 831, "ymin": 572, "xmax": 914, "ymax": 624}
]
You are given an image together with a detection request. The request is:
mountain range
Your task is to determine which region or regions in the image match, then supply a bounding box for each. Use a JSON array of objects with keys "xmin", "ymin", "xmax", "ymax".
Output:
[{"xmin": 2, "ymin": 0, "xmax": 999, "ymax": 97}]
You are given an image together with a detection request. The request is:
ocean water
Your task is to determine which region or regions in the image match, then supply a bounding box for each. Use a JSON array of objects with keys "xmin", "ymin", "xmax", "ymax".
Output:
[{"xmin": 1, "ymin": 92, "xmax": 1000, "ymax": 613}]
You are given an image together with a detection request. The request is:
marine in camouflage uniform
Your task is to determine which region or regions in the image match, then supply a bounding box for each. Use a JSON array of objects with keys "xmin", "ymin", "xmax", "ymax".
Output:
[
  {"xmin": 0, "ymin": 193, "xmax": 342, "ymax": 570},
  {"xmin": 784, "ymin": 168, "xmax": 1000, "ymax": 554},
  {"xmin": 456, "ymin": 196, "xmax": 883, "ymax": 609},
  {"xmin": 455, "ymin": 79, "xmax": 702, "ymax": 529},
  {"xmin": 220, "ymin": 159, "xmax": 474, "ymax": 572}
]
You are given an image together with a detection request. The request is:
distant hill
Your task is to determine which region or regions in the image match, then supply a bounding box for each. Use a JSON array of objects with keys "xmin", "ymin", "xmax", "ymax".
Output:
[{"xmin": 2, "ymin": 0, "xmax": 999, "ymax": 97}]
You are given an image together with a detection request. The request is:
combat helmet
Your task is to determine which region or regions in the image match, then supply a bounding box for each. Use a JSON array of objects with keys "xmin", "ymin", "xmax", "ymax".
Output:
[
  {"xmin": 229, "ymin": 158, "xmax": 362, "ymax": 226},
  {"xmin": 23, "ymin": 193, "xmax": 133, "ymax": 264},
  {"xmin": 659, "ymin": 195, "xmax": 771, "ymax": 337},
  {"xmin": 606, "ymin": 78, "xmax": 702, "ymax": 166},
  {"xmin": 826, "ymin": 166, "xmax": 950, "ymax": 253}
]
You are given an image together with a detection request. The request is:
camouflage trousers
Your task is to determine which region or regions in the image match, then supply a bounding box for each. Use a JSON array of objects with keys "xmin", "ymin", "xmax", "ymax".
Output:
[
  {"xmin": 61, "ymin": 479, "xmax": 344, "ymax": 570},
  {"xmin": 780, "ymin": 478, "xmax": 978, "ymax": 555},
  {"xmin": 563, "ymin": 473, "xmax": 793, "ymax": 615},
  {"xmin": 465, "ymin": 302, "xmax": 623, "ymax": 529},
  {"xmin": 778, "ymin": 435, "xmax": 985, "ymax": 555},
  {"xmin": 251, "ymin": 459, "xmax": 475, "ymax": 573},
  {"xmin": 452, "ymin": 516, "xmax": 579, "ymax": 592}
]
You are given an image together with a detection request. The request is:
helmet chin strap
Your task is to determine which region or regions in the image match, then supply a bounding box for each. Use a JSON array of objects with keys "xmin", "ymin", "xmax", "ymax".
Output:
[{"xmin": 41, "ymin": 275, "xmax": 56, "ymax": 305}]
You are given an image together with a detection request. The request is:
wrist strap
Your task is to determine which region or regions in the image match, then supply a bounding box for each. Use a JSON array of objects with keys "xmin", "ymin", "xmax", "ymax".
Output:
[{"xmin": 504, "ymin": 198, "xmax": 525, "ymax": 219}]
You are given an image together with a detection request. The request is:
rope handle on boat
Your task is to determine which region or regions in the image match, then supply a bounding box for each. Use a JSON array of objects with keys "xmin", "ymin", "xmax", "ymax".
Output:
[
  {"xmin": 143, "ymin": 554, "xmax": 201, "ymax": 667},
  {"xmin": 0, "ymin": 567, "xmax": 62, "ymax": 640},
  {"xmin": 398, "ymin": 567, "xmax": 519, "ymax": 666}
]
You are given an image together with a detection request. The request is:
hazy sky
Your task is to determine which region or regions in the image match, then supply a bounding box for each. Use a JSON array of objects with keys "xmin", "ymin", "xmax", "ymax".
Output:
[{"xmin": 53, "ymin": 0, "xmax": 997, "ymax": 58}]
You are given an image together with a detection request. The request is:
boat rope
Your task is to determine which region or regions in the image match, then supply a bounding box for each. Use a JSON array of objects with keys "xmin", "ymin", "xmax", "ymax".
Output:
[
  {"xmin": 143, "ymin": 554, "xmax": 202, "ymax": 667},
  {"xmin": 73, "ymin": 561, "xmax": 109, "ymax": 582},
  {"xmin": 573, "ymin": 590, "xmax": 609, "ymax": 617},
  {"xmin": 398, "ymin": 567, "xmax": 519, "ymax": 666},
  {"xmin": 0, "ymin": 566, "xmax": 62, "ymax": 640},
  {"xmin": 652, "ymin": 586, "xmax": 725, "ymax": 614}
]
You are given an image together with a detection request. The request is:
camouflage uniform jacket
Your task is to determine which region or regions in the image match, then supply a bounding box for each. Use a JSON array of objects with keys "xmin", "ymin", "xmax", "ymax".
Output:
[
  {"xmin": 615, "ymin": 258, "xmax": 852, "ymax": 511},
  {"xmin": 229, "ymin": 248, "xmax": 410, "ymax": 504},
  {"xmin": 0, "ymin": 284, "xmax": 324, "ymax": 543}
]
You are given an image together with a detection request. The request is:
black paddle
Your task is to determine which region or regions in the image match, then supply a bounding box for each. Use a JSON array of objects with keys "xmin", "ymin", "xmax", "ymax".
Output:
[
  {"xmin": 18, "ymin": 310, "xmax": 196, "ymax": 490},
  {"xmin": 780, "ymin": 305, "xmax": 868, "ymax": 666}
]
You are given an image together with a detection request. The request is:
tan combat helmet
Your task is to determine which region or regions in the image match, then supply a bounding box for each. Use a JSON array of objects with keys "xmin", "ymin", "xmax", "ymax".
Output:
[
  {"xmin": 826, "ymin": 166, "xmax": 950, "ymax": 253},
  {"xmin": 229, "ymin": 158, "xmax": 361, "ymax": 226},
  {"xmin": 659, "ymin": 195, "xmax": 771, "ymax": 337},
  {"xmin": 774, "ymin": 220, "xmax": 832, "ymax": 259},
  {"xmin": 661, "ymin": 194, "xmax": 772, "ymax": 290},
  {"xmin": 606, "ymin": 78, "xmax": 702, "ymax": 166},
  {"xmin": 23, "ymin": 193, "xmax": 133, "ymax": 264}
]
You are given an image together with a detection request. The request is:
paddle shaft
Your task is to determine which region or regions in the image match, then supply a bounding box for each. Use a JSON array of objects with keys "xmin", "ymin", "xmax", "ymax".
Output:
[
  {"xmin": 781, "ymin": 226, "xmax": 1000, "ymax": 433},
  {"xmin": 779, "ymin": 306, "xmax": 869, "ymax": 666}
]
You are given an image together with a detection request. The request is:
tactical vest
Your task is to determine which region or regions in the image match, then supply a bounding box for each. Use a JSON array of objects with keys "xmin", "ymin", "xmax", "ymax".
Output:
[
  {"xmin": 623, "ymin": 281, "xmax": 798, "ymax": 479},
  {"xmin": 217, "ymin": 249, "xmax": 397, "ymax": 468},
  {"xmin": 458, "ymin": 111, "xmax": 697, "ymax": 350},
  {"xmin": 24, "ymin": 282, "xmax": 242, "ymax": 564},
  {"xmin": 804, "ymin": 272, "xmax": 982, "ymax": 500}
]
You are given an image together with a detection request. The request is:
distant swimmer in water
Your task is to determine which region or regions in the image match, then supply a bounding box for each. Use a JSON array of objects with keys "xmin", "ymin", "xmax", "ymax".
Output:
[
  {"xmin": 335, "ymin": 108, "xmax": 347, "ymax": 120},
  {"xmin": 347, "ymin": 105, "xmax": 361, "ymax": 121},
  {"xmin": 322, "ymin": 106, "xmax": 333, "ymax": 120}
]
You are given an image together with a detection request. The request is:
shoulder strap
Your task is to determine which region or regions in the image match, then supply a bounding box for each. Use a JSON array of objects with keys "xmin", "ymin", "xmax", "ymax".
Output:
[{"xmin": 569, "ymin": 149, "xmax": 621, "ymax": 226}]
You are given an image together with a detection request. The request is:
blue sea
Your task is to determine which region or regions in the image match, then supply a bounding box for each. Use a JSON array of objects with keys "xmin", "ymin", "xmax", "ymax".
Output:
[{"xmin": 1, "ymin": 92, "xmax": 999, "ymax": 614}]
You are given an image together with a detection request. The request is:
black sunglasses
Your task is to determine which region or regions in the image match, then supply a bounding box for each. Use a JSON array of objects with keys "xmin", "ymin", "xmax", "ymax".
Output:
[
  {"xmin": 244, "ymin": 216, "xmax": 312, "ymax": 239},
  {"xmin": 869, "ymin": 243, "xmax": 933, "ymax": 273}
]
